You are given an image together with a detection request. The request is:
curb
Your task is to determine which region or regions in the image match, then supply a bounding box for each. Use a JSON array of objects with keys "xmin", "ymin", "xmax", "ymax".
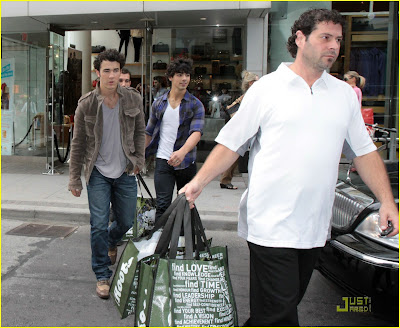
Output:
[{"xmin": 1, "ymin": 205, "xmax": 238, "ymax": 231}]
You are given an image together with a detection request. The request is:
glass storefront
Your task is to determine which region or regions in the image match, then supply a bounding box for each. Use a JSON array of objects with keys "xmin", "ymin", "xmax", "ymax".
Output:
[
  {"xmin": 151, "ymin": 26, "xmax": 244, "ymax": 118},
  {"xmin": 1, "ymin": 33, "xmax": 48, "ymax": 156},
  {"xmin": 1, "ymin": 31, "xmax": 68, "ymax": 164},
  {"xmin": 268, "ymin": 1, "xmax": 398, "ymax": 159},
  {"xmin": 2, "ymin": 1, "xmax": 397, "ymax": 161}
]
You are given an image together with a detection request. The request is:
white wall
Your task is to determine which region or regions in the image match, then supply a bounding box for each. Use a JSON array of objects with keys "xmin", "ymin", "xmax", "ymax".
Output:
[
  {"xmin": 2, "ymin": 1, "xmax": 270, "ymax": 17},
  {"xmin": 246, "ymin": 18, "xmax": 266, "ymax": 77},
  {"xmin": 64, "ymin": 31, "xmax": 92, "ymax": 94}
]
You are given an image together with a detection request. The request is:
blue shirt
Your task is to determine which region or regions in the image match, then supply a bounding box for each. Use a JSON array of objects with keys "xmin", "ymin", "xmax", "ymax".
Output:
[{"xmin": 145, "ymin": 90, "xmax": 205, "ymax": 170}]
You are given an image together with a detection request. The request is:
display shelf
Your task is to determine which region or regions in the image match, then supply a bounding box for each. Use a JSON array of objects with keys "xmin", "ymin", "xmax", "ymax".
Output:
[{"xmin": 152, "ymin": 52, "xmax": 169, "ymax": 56}]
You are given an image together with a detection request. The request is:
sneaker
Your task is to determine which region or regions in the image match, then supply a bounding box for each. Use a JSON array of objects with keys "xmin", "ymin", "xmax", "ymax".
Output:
[
  {"xmin": 96, "ymin": 280, "xmax": 110, "ymax": 299},
  {"xmin": 108, "ymin": 246, "xmax": 117, "ymax": 265}
]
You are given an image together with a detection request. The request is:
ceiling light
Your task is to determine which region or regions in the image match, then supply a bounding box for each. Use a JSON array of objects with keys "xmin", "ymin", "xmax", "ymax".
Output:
[
  {"xmin": 200, "ymin": 17, "xmax": 207, "ymax": 21},
  {"xmin": 216, "ymin": 24, "xmax": 220, "ymax": 27},
  {"xmin": 91, "ymin": 21, "xmax": 98, "ymax": 24}
]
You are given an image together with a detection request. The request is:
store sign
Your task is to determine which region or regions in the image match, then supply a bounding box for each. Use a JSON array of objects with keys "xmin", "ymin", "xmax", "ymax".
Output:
[{"xmin": 1, "ymin": 58, "xmax": 15, "ymax": 155}]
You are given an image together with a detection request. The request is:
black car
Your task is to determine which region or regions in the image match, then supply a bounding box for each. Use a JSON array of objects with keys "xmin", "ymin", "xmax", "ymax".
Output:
[{"xmin": 317, "ymin": 161, "xmax": 399, "ymax": 323}]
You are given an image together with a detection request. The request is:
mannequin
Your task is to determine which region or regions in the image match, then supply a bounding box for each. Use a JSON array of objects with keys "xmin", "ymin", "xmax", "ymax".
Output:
[
  {"xmin": 130, "ymin": 29, "xmax": 144, "ymax": 62},
  {"xmin": 117, "ymin": 30, "xmax": 130, "ymax": 56}
]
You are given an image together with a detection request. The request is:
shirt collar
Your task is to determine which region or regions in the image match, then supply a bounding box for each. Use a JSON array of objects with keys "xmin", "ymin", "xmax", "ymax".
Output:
[
  {"xmin": 277, "ymin": 62, "xmax": 329, "ymax": 89},
  {"xmin": 160, "ymin": 90, "xmax": 190, "ymax": 102}
]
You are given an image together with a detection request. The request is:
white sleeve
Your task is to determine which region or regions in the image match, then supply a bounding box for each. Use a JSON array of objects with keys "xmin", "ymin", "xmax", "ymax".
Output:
[
  {"xmin": 345, "ymin": 92, "xmax": 376, "ymax": 157},
  {"xmin": 215, "ymin": 82, "xmax": 265, "ymax": 156}
]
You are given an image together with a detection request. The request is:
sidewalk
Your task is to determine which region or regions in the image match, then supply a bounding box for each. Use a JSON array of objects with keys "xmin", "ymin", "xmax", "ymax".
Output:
[{"xmin": 1, "ymin": 157, "xmax": 247, "ymax": 231}]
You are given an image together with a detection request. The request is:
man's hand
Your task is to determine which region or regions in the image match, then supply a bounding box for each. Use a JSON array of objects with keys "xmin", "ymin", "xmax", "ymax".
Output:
[
  {"xmin": 133, "ymin": 165, "xmax": 140, "ymax": 175},
  {"xmin": 379, "ymin": 201, "xmax": 399, "ymax": 237},
  {"xmin": 71, "ymin": 189, "xmax": 81, "ymax": 197},
  {"xmin": 168, "ymin": 150, "xmax": 185, "ymax": 167},
  {"xmin": 179, "ymin": 180, "xmax": 203, "ymax": 209}
]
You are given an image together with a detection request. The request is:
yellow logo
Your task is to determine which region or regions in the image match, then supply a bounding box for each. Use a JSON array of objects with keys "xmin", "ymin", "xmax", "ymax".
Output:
[{"xmin": 337, "ymin": 297, "xmax": 372, "ymax": 313}]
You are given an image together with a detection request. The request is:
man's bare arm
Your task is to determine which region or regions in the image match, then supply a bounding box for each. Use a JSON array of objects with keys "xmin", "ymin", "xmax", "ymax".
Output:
[
  {"xmin": 179, "ymin": 144, "xmax": 240, "ymax": 207},
  {"xmin": 353, "ymin": 151, "xmax": 399, "ymax": 237}
]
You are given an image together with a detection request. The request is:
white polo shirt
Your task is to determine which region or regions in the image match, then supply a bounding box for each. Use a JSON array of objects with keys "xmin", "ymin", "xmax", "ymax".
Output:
[{"xmin": 215, "ymin": 63, "xmax": 376, "ymax": 249}]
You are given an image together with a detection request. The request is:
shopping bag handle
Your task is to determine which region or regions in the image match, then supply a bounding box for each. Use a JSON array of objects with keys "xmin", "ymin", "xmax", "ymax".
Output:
[
  {"xmin": 136, "ymin": 173, "xmax": 156, "ymax": 206},
  {"xmin": 168, "ymin": 200, "xmax": 212, "ymax": 260},
  {"xmin": 192, "ymin": 206, "xmax": 212, "ymax": 259},
  {"xmin": 154, "ymin": 194, "xmax": 187, "ymax": 256}
]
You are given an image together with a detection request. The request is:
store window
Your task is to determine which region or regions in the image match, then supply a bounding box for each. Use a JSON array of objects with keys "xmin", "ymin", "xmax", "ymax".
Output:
[
  {"xmin": 1, "ymin": 33, "xmax": 48, "ymax": 156},
  {"xmin": 151, "ymin": 26, "xmax": 244, "ymax": 120}
]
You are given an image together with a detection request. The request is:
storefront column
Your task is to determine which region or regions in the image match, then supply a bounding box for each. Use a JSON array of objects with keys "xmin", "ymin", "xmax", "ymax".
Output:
[
  {"xmin": 246, "ymin": 17, "xmax": 266, "ymax": 77},
  {"xmin": 64, "ymin": 31, "xmax": 92, "ymax": 95}
]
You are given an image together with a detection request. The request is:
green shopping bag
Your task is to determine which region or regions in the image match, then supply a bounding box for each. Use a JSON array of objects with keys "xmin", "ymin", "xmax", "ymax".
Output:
[
  {"xmin": 110, "ymin": 239, "xmax": 140, "ymax": 319},
  {"xmin": 111, "ymin": 196, "xmax": 185, "ymax": 319},
  {"xmin": 138, "ymin": 198, "xmax": 238, "ymax": 327}
]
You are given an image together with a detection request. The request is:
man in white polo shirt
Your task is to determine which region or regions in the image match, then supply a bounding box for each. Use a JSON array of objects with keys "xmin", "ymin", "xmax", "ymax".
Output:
[{"xmin": 180, "ymin": 9, "xmax": 398, "ymax": 326}]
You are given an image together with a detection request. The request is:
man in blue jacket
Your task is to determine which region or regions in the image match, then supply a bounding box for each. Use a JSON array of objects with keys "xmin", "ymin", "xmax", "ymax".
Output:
[{"xmin": 145, "ymin": 58, "xmax": 205, "ymax": 221}]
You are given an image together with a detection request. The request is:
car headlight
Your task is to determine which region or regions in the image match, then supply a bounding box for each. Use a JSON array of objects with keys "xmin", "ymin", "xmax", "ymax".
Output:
[{"xmin": 355, "ymin": 212, "xmax": 399, "ymax": 250}]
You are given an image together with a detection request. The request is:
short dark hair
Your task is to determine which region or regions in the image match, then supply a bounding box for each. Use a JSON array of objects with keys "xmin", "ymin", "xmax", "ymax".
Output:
[
  {"xmin": 166, "ymin": 58, "xmax": 193, "ymax": 78},
  {"xmin": 153, "ymin": 75, "xmax": 167, "ymax": 87},
  {"xmin": 121, "ymin": 68, "xmax": 131, "ymax": 76},
  {"xmin": 93, "ymin": 49, "xmax": 126, "ymax": 71},
  {"xmin": 287, "ymin": 9, "xmax": 345, "ymax": 58}
]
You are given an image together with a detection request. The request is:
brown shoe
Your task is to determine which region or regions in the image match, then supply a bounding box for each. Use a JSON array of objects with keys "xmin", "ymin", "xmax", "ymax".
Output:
[
  {"xmin": 96, "ymin": 280, "xmax": 110, "ymax": 299},
  {"xmin": 108, "ymin": 246, "xmax": 117, "ymax": 265}
]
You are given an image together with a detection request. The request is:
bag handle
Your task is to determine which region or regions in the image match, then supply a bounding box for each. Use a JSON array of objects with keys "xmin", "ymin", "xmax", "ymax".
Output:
[
  {"xmin": 154, "ymin": 194, "xmax": 187, "ymax": 256},
  {"xmin": 136, "ymin": 173, "xmax": 155, "ymax": 205},
  {"xmin": 192, "ymin": 207, "xmax": 212, "ymax": 259},
  {"xmin": 168, "ymin": 201, "xmax": 211, "ymax": 260}
]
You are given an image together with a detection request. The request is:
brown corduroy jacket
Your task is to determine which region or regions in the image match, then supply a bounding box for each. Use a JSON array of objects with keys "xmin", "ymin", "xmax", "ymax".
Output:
[{"xmin": 68, "ymin": 83, "xmax": 145, "ymax": 191}]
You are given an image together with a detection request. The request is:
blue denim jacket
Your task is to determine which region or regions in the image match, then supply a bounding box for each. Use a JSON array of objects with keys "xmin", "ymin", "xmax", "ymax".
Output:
[{"xmin": 145, "ymin": 90, "xmax": 205, "ymax": 170}]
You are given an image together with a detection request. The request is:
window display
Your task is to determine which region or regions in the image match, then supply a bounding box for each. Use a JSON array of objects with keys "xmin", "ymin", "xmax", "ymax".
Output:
[{"xmin": 151, "ymin": 26, "xmax": 244, "ymax": 119}]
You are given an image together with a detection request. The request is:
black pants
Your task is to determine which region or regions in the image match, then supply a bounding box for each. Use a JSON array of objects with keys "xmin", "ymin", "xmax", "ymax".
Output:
[
  {"xmin": 245, "ymin": 242, "xmax": 322, "ymax": 327},
  {"xmin": 118, "ymin": 36, "xmax": 130, "ymax": 56},
  {"xmin": 132, "ymin": 37, "xmax": 143, "ymax": 62},
  {"xmin": 154, "ymin": 158, "xmax": 197, "ymax": 221}
]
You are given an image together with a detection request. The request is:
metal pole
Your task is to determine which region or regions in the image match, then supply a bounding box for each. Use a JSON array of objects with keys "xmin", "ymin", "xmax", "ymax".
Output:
[{"xmin": 43, "ymin": 43, "xmax": 63, "ymax": 175}]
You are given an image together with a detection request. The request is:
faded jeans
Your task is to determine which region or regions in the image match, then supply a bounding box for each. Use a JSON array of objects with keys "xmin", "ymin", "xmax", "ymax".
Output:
[{"xmin": 87, "ymin": 167, "xmax": 137, "ymax": 281}]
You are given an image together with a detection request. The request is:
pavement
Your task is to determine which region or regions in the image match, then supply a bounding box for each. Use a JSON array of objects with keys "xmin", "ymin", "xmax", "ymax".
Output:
[{"xmin": 1, "ymin": 157, "xmax": 247, "ymax": 231}]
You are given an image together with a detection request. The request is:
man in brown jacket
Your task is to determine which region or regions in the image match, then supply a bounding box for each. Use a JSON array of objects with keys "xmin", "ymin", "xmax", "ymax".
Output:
[{"xmin": 68, "ymin": 49, "xmax": 145, "ymax": 299}]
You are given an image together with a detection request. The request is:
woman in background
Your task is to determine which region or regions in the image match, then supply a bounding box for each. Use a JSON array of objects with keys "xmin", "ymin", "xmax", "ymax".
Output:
[
  {"xmin": 344, "ymin": 71, "xmax": 366, "ymax": 108},
  {"xmin": 220, "ymin": 70, "xmax": 259, "ymax": 190}
]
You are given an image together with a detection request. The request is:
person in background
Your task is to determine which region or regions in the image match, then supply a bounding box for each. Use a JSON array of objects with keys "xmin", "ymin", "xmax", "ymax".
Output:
[
  {"xmin": 220, "ymin": 70, "xmax": 259, "ymax": 190},
  {"xmin": 145, "ymin": 58, "xmax": 205, "ymax": 221},
  {"xmin": 119, "ymin": 68, "xmax": 132, "ymax": 88},
  {"xmin": 152, "ymin": 76, "xmax": 168, "ymax": 102},
  {"xmin": 68, "ymin": 49, "xmax": 145, "ymax": 300},
  {"xmin": 344, "ymin": 71, "xmax": 366, "ymax": 108},
  {"xmin": 180, "ymin": 9, "xmax": 398, "ymax": 326}
]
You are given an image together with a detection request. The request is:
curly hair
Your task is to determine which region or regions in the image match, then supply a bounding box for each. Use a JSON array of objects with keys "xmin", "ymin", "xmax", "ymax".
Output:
[
  {"xmin": 166, "ymin": 58, "xmax": 193, "ymax": 78},
  {"xmin": 93, "ymin": 49, "xmax": 125, "ymax": 71},
  {"xmin": 287, "ymin": 9, "xmax": 345, "ymax": 58}
]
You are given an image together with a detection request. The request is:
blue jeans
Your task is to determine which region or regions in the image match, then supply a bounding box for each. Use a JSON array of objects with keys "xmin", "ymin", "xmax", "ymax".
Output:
[
  {"xmin": 87, "ymin": 167, "xmax": 137, "ymax": 281},
  {"xmin": 154, "ymin": 158, "xmax": 197, "ymax": 221}
]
